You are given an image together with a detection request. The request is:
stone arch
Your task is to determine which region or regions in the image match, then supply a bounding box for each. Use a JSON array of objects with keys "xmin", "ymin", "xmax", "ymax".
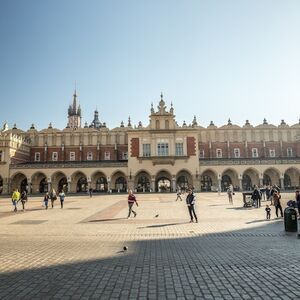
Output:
[
  {"xmin": 111, "ymin": 170, "xmax": 127, "ymax": 192},
  {"xmin": 31, "ymin": 171, "xmax": 47, "ymax": 194},
  {"xmin": 176, "ymin": 169, "xmax": 193, "ymax": 192},
  {"xmin": 200, "ymin": 169, "xmax": 218, "ymax": 191},
  {"xmin": 71, "ymin": 171, "xmax": 88, "ymax": 193},
  {"xmin": 91, "ymin": 171, "xmax": 108, "ymax": 192},
  {"xmin": 284, "ymin": 167, "xmax": 300, "ymax": 190},
  {"xmin": 221, "ymin": 168, "xmax": 239, "ymax": 192},
  {"xmin": 135, "ymin": 170, "xmax": 151, "ymax": 192},
  {"xmin": 242, "ymin": 168, "xmax": 260, "ymax": 191},
  {"xmin": 263, "ymin": 168, "xmax": 280, "ymax": 187},
  {"xmin": 10, "ymin": 172, "xmax": 27, "ymax": 194},
  {"xmin": 155, "ymin": 169, "xmax": 172, "ymax": 192},
  {"xmin": 51, "ymin": 171, "xmax": 68, "ymax": 193}
]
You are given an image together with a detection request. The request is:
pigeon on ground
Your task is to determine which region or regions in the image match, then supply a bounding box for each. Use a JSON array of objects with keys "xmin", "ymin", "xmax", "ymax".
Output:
[
  {"xmin": 123, "ymin": 246, "xmax": 128, "ymax": 251},
  {"xmin": 155, "ymin": 214, "xmax": 159, "ymax": 218}
]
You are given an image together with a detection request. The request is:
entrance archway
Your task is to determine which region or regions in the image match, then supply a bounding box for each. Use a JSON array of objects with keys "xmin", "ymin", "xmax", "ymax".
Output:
[
  {"xmin": 156, "ymin": 170, "xmax": 172, "ymax": 192},
  {"xmin": 176, "ymin": 170, "xmax": 192, "ymax": 192},
  {"xmin": 221, "ymin": 169, "xmax": 239, "ymax": 191},
  {"xmin": 263, "ymin": 168, "xmax": 280, "ymax": 187},
  {"xmin": 135, "ymin": 171, "xmax": 151, "ymax": 192},
  {"xmin": 77, "ymin": 177, "xmax": 88, "ymax": 192},
  {"xmin": 39, "ymin": 178, "xmax": 48, "ymax": 193},
  {"xmin": 111, "ymin": 171, "xmax": 127, "ymax": 192},
  {"xmin": 52, "ymin": 171, "xmax": 68, "ymax": 193},
  {"xmin": 284, "ymin": 168, "xmax": 300, "ymax": 190},
  {"xmin": 91, "ymin": 171, "xmax": 107, "ymax": 192},
  {"xmin": 200, "ymin": 169, "xmax": 218, "ymax": 191},
  {"xmin": 242, "ymin": 168, "xmax": 259, "ymax": 191},
  {"xmin": 31, "ymin": 172, "xmax": 47, "ymax": 194},
  {"xmin": 11, "ymin": 173, "xmax": 27, "ymax": 193}
]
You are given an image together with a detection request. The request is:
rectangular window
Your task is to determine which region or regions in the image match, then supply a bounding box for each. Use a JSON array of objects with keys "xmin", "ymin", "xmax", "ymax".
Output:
[
  {"xmin": 287, "ymin": 148, "xmax": 293, "ymax": 157},
  {"xmin": 142, "ymin": 144, "xmax": 151, "ymax": 157},
  {"xmin": 70, "ymin": 152, "xmax": 75, "ymax": 161},
  {"xmin": 175, "ymin": 143, "xmax": 184, "ymax": 156},
  {"xmin": 34, "ymin": 152, "xmax": 40, "ymax": 162},
  {"xmin": 52, "ymin": 152, "xmax": 58, "ymax": 161},
  {"xmin": 269, "ymin": 149, "xmax": 275, "ymax": 157},
  {"xmin": 234, "ymin": 148, "xmax": 240, "ymax": 158},
  {"xmin": 104, "ymin": 151, "xmax": 110, "ymax": 160},
  {"xmin": 199, "ymin": 150, "xmax": 205, "ymax": 158},
  {"xmin": 157, "ymin": 143, "xmax": 169, "ymax": 156},
  {"xmin": 252, "ymin": 148, "xmax": 258, "ymax": 158},
  {"xmin": 122, "ymin": 152, "xmax": 128, "ymax": 160},
  {"xmin": 216, "ymin": 149, "xmax": 222, "ymax": 158},
  {"xmin": 87, "ymin": 151, "xmax": 93, "ymax": 161}
]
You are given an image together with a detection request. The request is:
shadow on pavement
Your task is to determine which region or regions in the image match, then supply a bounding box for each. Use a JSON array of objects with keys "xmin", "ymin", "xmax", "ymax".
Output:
[{"xmin": 0, "ymin": 220, "xmax": 299, "ymax": 299}]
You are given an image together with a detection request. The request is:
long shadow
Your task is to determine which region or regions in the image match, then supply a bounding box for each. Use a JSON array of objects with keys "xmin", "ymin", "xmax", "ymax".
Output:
[
  {"xmin": 88, "ymin": 217, "xmax": 127, "ymax": 222},
  {"xmin": 0, "ymin": 220, "xmax": 299, "ymax": 299},
  {"xmin": 137, "ymin": 221, "xmax": 189, "ymax": 229}
]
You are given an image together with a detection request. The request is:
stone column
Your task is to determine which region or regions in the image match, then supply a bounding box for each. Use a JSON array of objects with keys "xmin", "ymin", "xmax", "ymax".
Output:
[
  {"xmin": 172, "ymin": 175, "xmax": 176, "ymax": 192},
  {"xmin": 27, "ymin": 178, "xmax": 31, "ymax": 194},
  {"xmin": 239, "ymin": 179, "xmax": 243, "ymax": 191},
  {"xmin": 280, "ymin": 176, "xmax": 284, "ymax": 190},
  {"xmin": 2, "ymin": 177, "xmax": 9, "ymax": 194},
  {"xmin": 218, "ymin": 178, "xmax": 222, "ymax": 192},
  {"xmin": 107, "ymin": 177, "xmax": 111, "ymax": 192},
  {"xmin": 151, "ymin": 178, "xmax": 155, "ymax": 192},
  {"xmin": 259, "ymin": 178, "xmax": 263, "ymax": 187},
  {"xmin": 47, "ymin": 178, "xmax": 51, "ymax": 193},
  {"xmin": 67, "ymin": 177, "xmax": 71, "ymax": 193}
]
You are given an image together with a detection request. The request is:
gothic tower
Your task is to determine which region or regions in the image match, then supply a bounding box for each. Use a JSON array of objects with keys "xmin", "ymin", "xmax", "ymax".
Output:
[{"xmin": 67, "ymin": 90, "xmax": 82, "ymax": 129}]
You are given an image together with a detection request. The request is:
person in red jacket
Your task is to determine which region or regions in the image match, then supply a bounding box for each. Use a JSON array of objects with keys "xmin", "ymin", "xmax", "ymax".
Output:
[{"xmin": 127, "ymin": 189, "xmax": 138, "ymax": 218}]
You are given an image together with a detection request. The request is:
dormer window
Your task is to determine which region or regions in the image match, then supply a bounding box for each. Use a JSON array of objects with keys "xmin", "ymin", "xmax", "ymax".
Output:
[{"xmin": 216, "ymin": 149, "xmax": 222, "ymax": 158}]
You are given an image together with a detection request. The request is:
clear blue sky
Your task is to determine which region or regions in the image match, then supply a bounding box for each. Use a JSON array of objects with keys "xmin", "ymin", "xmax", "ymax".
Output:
[{"xmin": 0, "ymin": 0, "xmax": 300, "ymax": 130}]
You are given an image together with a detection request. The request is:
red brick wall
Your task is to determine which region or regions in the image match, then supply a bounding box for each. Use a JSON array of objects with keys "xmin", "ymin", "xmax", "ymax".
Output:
[
  {"xmin": 187, "ymin": 137, "xmax": 196, "ymax": 156},
  {"xmin": 131, "ymin": 138, "xmax": 139, "ymax": 157}
]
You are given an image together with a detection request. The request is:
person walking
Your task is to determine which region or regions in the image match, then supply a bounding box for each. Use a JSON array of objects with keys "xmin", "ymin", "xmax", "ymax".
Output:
[
  {"xmin": 49, "ymin": 188, "xmax": 57, "ymax": 208},
  {"xmin": 89, "ymin": 187, "xmax": 93, "ymax": 198},
  {"xmin": 175, "ymin": 188, "xmax": 182, "ymax": 201},
  {"xmin": 20, "ymin": 190, "xmax": 28, "ymax": 211},
  {"xmin": 251, "ymin": 185, "xmax": 262, "ymax": 208},
  {"xmin": 59, "ymin": 190, "xmax": 65, "ymax": 209},
  {"xmin": 227, "ymin": 184, "xmax": 234, "ymax": 205},
  {"xmin": 295, "ymin": 190, "xmax": 300, "ymax": 219},
  {"xmin": 11, "ymin": 188, "xmax": 20, "ymax": 212},
  {"xmin": 273, "ymin": 191, "xmax": 283, "ymax": 218},
  {"xmin": 43, "ymin": 192, "xmax": 49, "ymax": 210},
  {"xmin": 186, "ymin": 188, "xmax": 198, "ymax": 223},
  {"xmin": 127, "ymin": 190, "xmax": 138, "ymax": 218}
]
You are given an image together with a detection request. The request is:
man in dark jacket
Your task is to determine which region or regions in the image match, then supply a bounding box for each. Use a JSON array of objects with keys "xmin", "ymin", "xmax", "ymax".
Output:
[
  {"xmin": 296, "ymin": 190, "xmax": 300, "ymax": 219},
  {"xmin": 251, "ymin": 185, "xmax": 262, "ymax": 208},
  {"xmin": 186, "ymin": 189, "xmax": 198, "ymax": 223}
]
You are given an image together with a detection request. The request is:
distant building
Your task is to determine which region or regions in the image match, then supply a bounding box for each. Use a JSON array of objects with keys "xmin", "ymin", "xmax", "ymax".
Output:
[{"xmin": 0, "ymin": 92, "xmax": 300, "ymax": 195}]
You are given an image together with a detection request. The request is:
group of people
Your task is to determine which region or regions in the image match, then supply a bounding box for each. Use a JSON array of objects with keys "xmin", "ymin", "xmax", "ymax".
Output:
[
  {"xmin": 11, "ymin": 189, "xmax": 27, "ymax": 212},
  {"xmin": 43, "ymin": 189, "xmax": 66, "ymax": 209},
  {"xmin": 11, "ymin": 188, "xmax": 66, "ymax": 212}
]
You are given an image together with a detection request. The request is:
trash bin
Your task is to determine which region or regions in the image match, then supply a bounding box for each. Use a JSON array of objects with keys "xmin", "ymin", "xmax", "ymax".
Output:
[{"xmin": 284, "ymin": 207, "xmax": 298, "ymax": 232}]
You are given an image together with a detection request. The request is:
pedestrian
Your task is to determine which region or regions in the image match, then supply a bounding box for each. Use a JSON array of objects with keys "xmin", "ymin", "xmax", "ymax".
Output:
[
  {"xmin": 227, "ymin": 184, "xmax": 234, "ymax": 205},
  {"xmin": 251, "ymin": 185, "xmax": 262, "ymax": 208},
  {"xmin": 49, "ymin": 188, "xmax": 57, "ymax": 208},
  {"xmin": 175, "ymin": 187, "xmax": 182, "ymax": 201},
  {"xmin": 59, "ymin": 190, "xmax": 65, "ymax": 208},
  {"xmin": 265, "ymin": 185, "xmax": 271, "ymax": 200},
  {"xmin": 11, "ymin": 188, "xmax": 20, "ymax": 212},
  {"xmin": 43, "ymin": 192, "xmax": 49, "ymax": 209},
  {"xmin": 127, "ymin": 189, "xmax": 138, "ymax": 218},
  {"xmin": 89, "ymin": 187, "xmax": 93, "ymax": 198},
  {"xmin": 295, "ymin": 190, "xmax": 300, "ymax": 219},
  {"xmin": 273, "ymin": 191, "xmax": 283, "ymax": 218},
  {"xmin": 265, "ymin": 205, "xmax": 271, "ymax": 220},
  {"xmin": 186, "ymin": 188, "xmax": 198, "ymax": 223},
  {"xmin": 20, "ymin": 190, "xmax": 28, "ymax": 211},
  {"xmin": 260, "ymin": 185, "xmax": 266, "ymax": 201}
]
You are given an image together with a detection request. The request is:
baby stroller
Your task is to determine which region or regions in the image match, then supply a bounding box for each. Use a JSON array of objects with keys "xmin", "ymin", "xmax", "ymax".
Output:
[{"xmin": 243, "ymin": 195, "xmax": 253, "ymax": 207}]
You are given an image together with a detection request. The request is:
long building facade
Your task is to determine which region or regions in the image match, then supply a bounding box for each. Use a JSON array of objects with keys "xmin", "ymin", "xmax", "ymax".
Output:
[{"xmin": 0, "ymin": 92, "xmax": 300, "ymax": 195}]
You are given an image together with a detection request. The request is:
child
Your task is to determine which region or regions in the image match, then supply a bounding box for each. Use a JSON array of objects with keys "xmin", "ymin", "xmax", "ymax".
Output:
[{"xmin": 265, "ymin": 205, "xmax": 271, "ymax": 220}]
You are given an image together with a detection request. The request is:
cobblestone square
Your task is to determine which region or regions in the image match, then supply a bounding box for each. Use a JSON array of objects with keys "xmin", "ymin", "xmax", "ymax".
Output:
[{"xmin": 0, "ymin": 192, "xmax": 299, "ymax": 299}]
